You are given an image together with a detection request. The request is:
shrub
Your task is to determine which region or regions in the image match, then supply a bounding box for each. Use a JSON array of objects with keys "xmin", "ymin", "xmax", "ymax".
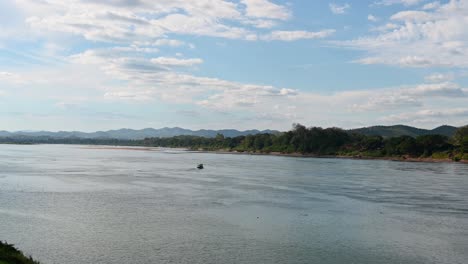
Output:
[
  {"xmin": 0, "ymin": 241, "xmax": 40, "ymax": 264},
  {"xmin": 432, "ymin": 152, "xmax": 449, "ymax": 159}
]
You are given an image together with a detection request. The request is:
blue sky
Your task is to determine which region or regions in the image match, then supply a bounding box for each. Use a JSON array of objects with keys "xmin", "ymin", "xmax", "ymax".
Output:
[{"xmin": 1, "ymin": 0, "xmax": 468, "ymax": 131}]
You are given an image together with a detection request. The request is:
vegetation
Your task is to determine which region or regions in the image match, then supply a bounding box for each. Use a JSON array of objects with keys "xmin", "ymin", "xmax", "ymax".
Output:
[
  {"xmin": 141, "ymin": 124, "xmax": 467, "ymax": 161},
  {"xmin": 454, "ymin": 125, "xmax": 468, "ymax": 153},
  {"xmin": 0, "ymin": 242, "xmax": 40, "ymax": 264},
  {"xmin": 1, "ymin": 124, "xmax": 467, "ymax": 162}
]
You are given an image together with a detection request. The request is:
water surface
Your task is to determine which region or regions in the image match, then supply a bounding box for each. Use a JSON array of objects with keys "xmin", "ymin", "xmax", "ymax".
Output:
[{"xmin": 1, "ymin": 144, "xmax": 467, "ymax": 264}]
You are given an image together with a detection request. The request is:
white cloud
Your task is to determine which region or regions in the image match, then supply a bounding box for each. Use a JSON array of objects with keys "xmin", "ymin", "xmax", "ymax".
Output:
[
  {"xmin": 355, "ymin": 56, "xmax": 434, "ymax": 67},
  {"xmin": 111, "ymin": 46, "xmax": 159, "ymax": 53},
  {"xmin": 381, "ymin": 108, "xmax": 468, "ymax": 124},
  {"xmin": 340, "ymin": 0, "xmax": 468, "ymax": 68},
  {"xmin": 370, "ymin": 23, "xmax": 399, "ymax": 32},
  {"xmin": 368, "ymin": 14, "xmax": 379, "ymax": 22},
  {"xmin": 242, "ymin": 19, "xmax": 278, "ymax": 29},
  {"xmin": 146, "ymin": 13, "xmax": 251, "ymax": 40},
  {"xmin": 13, "ymin": 0, "xmax": 324, "ymax": 43},
  {"xmin": 153, "ymin": 39, "xmax": 185, "ymax": 47},
  {"xmin": 241, "ymin": 0, "xmax": 291, "ymax": 20},
  {"xmin": 422, "ymin": 1, "xmax": 441, "ymax": 10},
  {"xmin": 0, "ymin": 71, "xmax": 16, "ymax": 78},
  {"xmin": 351, "ymin": 82, "xmax": 467, "ymax": 111},
  {"xmin": 424, "ymin": 73, "xmax": 454, "ymax": 82},
  {"xmin": 68, "ymin": 48, "xmax": 297, "ymax": 108},
  {"xmin": 6, "ymin": 0, "xmax": 468, "ymax": 130},
  {"xmin": 16, "ymin": 1, "xmax": 237, "ymax": 41},
  {"xmin": 197, "ymin": 85, "xmax": 297, "ymax": 110},
  {"xmin": 69, "ymin": 48, "xmax": 468, "ymax": 124},
  {"xmin": 351, "ymin": 93, "xmax": 422, "ymax": 111},
  {"xmin": 7, "ymin": 47, "xmax": 468, "ymax": 129},
  {"xmin": 390, "ymin": 10, "xmax": 432, "ymax": 22},
  {"xmin": 329, "ymin": 3, "xmax": 351, "ymax": 14},
  {"xmin": 262, "ymin": 29, "xmax": 336, "ymax": 41},
  {"xmin": 398, "ymin": 56, "xmax": 436, "ymax": 67},
  {"xmin": 104, "ymin": 91, "xmax": 154, "ymax": 101},
  {"xmin": 373, "ymin": 0, "xmax": 425, "ymax": 6},
  {"xmin": 150, "ymin": 57, "xmax": 203, "ymax": 67},
  {"xmin": 406, "ymin": 82, "xmax": 467, "ymax": 97},
  {"xmin": 0, "ymin": 71, "xmax": 26, "ymax": 84}
]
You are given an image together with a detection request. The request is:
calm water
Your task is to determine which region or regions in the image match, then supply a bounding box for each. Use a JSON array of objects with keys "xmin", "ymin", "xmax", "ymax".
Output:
[{"xmin": 1, "ymin": 144, "xmax": 467, "ymax": 264}]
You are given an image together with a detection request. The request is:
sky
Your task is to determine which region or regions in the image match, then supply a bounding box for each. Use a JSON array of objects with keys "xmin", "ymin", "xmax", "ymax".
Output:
[{"xmin": 1, "ymin": 0, "xmax": 468, "ymax": 132}]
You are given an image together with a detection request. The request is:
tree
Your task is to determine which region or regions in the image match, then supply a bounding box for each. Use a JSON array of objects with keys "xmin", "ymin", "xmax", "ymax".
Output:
[
  {"xmin": 454, "ymin": 125, "xmax": 468, "ymax": 153},
  {"xmin": 215, "ymin": 133, "xmax": 225, "ymax": 141},
  {"xmin": 416, "ymin": 134, "xmax": 450, "ymax": 157},
  {"xmin": 396, "ymin": 136, "xmax": 421, "ymax": 156}
]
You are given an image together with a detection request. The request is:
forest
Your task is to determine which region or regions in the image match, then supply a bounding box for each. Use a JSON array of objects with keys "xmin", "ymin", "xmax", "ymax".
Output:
[{"xmin": 140, "ymin": 124, "xmax": 468, "ymax": 161}]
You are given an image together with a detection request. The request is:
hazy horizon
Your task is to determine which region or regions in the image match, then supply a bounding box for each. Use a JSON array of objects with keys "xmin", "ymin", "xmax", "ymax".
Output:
[
  {"xmin": 1, "ymin": 0, "xmax": 468, "ymax": 131},
  {"xmin": 0, "ymin": 123, "xmax": 460, "ymax": 134}
]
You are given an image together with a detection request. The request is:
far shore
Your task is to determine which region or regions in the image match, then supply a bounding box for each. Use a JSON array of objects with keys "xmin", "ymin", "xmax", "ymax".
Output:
[
  {"xmin": 3, "ymin": 143, "xmax": 467, "ymax": 164},
  {"xmin": 80, "ymin": 146, "xmax": 188, "ymax": 151},
  {"xmin": 192, "ymin": 149, "xmax": 468, "ymax": 164}
]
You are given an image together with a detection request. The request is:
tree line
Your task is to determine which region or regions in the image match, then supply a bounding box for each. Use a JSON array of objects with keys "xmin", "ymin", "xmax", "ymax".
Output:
[{"xmin": 140, "ymin": 124, "xmax": 468, "ymax": 161}]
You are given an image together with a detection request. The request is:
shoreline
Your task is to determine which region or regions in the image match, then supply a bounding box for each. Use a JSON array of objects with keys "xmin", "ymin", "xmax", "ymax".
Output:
[
  {"xmin": 2, "ymin": 143, "xmax": 467, "ymax": 164},
  {"xmin": 192, "ymin": 149, "xmax": 468, "ymax": 164},
  {"xmin": 80, "ymin": 146, "xmax": 188, "ymax": 151}
]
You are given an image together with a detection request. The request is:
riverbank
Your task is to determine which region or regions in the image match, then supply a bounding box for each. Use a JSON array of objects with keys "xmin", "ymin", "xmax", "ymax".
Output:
[
  {"xmin": 0, "ymin": 242, "xmax": 40, "ymax": 264},
  {"xmin": 193, "ymin": 149, "xmax": 468, "ymax": 164},
  {"xmin": 81, "ymin": 145, "xmax": 189, "ymax": 151},
  {"xmin": 2, "ymin": 142, "xmax": 467, "ymax": 164}
]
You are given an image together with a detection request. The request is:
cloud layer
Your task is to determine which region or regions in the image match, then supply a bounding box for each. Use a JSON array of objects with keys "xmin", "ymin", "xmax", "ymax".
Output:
[
  {"xmin": 1, "ymin": 0, "xmax": 468, "ymax": 130},
  {"xmin": 343, "ymin": 0, "xmax": 468, "ymax": 68},
  {"xmin": 17, "ymin": 0, "xmax": 332, "ymax": 43}
]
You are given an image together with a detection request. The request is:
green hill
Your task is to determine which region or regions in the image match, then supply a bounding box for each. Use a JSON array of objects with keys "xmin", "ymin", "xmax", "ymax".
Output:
[
  {"xmin": 349, "ymin": 125, "xmax": 458, "ymax": 138},
  {"xmin": 0, "ymin": 242, "xmax": 40, "ymax": 264}
]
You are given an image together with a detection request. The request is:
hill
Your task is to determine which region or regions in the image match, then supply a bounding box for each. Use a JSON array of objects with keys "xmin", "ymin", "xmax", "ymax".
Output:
[
  {"xmin": 349, "ymin": 125, "xmax": 457, "ymax": 138},
  {"xmin": 0, "ymin": 125, "xmax": 460, "ymax": 141}
]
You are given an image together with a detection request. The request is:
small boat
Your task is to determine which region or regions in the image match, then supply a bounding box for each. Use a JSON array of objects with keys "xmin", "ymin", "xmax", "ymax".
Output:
[{"xmin": 197, "ymin": 164, "xmax": 204, "ymax": 169}]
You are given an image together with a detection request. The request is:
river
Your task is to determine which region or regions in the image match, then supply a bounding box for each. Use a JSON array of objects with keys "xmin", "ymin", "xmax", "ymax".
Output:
[{"xmin": 0, "ymin": 144, "xmax": 467, "ymax": 264}]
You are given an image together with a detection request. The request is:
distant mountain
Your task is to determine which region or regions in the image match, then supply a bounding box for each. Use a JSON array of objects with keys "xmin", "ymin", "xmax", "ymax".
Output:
[
  {"xmin": 0, "ymin": 127, "xmax": 280, "ymax": 140},
  {"xmin": 0, "ymin": 125, "xmax": 459, "ymax": 141},
  {"xmin": 0, "ymin": 131, "xmax": 12, "ymax": 137},
  {"xmin": 348, "ymin": 125, "xmax": 458, "ymax": 138}
]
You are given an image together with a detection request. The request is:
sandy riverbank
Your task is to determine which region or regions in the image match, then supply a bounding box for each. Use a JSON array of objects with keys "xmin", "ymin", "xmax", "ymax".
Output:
[
  {"xmin": 74, "ymin": 145, "xmax": 468, "ymax": 164},
  {"xmin": 192, "ymin": 149, "xmax": 468, "ymax": 164},
  {"xmin": 81, "ymin": 146, "xmax": 188, "ymax": 151}
]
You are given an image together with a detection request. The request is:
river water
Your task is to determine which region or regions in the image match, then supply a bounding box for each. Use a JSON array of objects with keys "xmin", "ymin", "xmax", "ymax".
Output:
[{"xmin": 0, "ymin": 144, "xmax": 467, "ymax": 264}]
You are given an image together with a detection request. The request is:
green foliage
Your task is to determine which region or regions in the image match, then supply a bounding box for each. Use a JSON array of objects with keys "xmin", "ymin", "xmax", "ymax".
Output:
[
  {"xmin": 383, "ymin": 136, "xmax": 420, "ymax": 156},
  {"xmin": 451, "ymin": 151, "xmax": 468, "ymax": 162},
  {"xmin": 140, "ymin": 126, "xmax": 347, "ymax": 155},
  {"xmin": 452, "ymin": 126, "xmax": 468, "ymax": 154},
  {"xmin": 454, "ymin": 125, "xmax": 468, "ymax": 144},
  {"xmin": 416, "ymin": 135, "xmax": 451, "ymax": 157},
  {"xmin": 432, "ymin": 152, "xmax": 450, "ymax": 159},
  {"xmin": 0, "ymin": 242, "xmax": 40, "ymax": 264}
]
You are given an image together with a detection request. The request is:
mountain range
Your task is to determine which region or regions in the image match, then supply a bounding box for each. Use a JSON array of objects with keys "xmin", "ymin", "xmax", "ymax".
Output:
[
  {"xmin": 0, "ymin": 127, "xmax": 279, "ymax": 140},
  {"xmin": 348, "ymin": 125, "xmax": 458, "ymax": 138},
  {"xmin": 0, "ymin": 125, "xmax": 459, "ymax": 140}
]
